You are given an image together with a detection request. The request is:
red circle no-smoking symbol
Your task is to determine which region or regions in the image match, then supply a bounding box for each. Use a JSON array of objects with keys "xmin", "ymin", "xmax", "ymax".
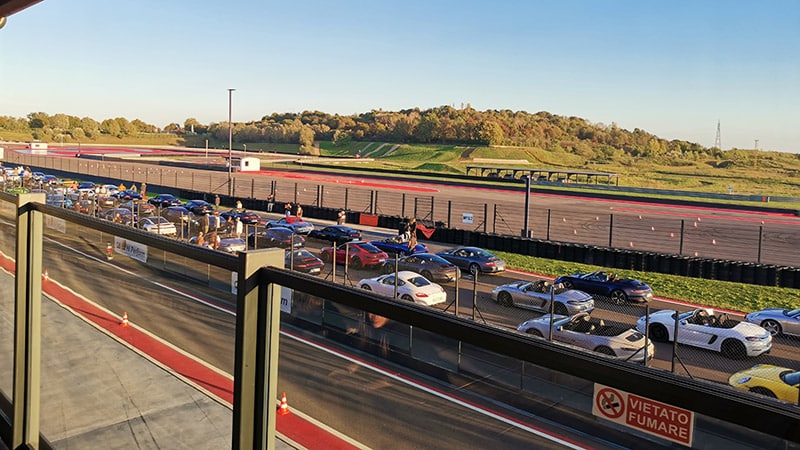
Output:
[{"xmin": 596, "ymin": 388, "xmax": 625, "ymax": 419}]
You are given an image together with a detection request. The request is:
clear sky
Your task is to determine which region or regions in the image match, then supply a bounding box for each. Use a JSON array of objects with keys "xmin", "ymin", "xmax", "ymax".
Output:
[{"xmin": 1, "ymin": 0, "xmax": 798, "ymax": 152}]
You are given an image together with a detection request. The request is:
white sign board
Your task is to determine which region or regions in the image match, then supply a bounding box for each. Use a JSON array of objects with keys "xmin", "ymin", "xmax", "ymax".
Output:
[
  {"xmin": 462, "ymin": 213, "xmax": 474, "ymax": 224},
  {"xmin": 113, "ymin": 237, "xmax": 148, "ymax": 263},
  {"xmin": 592, "ymin": 383, "xmax": 694, "ymax": 446}
]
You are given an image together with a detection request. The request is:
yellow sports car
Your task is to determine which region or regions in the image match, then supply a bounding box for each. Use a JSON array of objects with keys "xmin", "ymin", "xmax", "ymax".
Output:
[{"xmin": 728, "ymin": 364, "xmax": 800, "ymax": 404}]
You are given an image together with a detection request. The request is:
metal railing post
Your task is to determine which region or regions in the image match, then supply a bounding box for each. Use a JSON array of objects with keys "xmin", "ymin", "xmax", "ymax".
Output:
[
  {"xmin": 232, "ymin": 248, "xmax": 284, "ymax": 450},
  {"xmin": 12, "ymin": 192, "xmax": 46, "ymax": 449}
]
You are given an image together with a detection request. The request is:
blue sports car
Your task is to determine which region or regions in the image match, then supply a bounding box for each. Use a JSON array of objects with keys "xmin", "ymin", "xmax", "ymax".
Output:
[
  {"xmin": 554, "ymin": 270, "xmax": 653, "ymax": 305},
  {"xmin": 369, "ymin": 237, "xmax": 428, "ymax": 256}
]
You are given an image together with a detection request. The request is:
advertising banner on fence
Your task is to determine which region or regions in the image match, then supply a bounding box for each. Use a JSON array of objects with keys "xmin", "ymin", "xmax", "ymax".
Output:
[
  {"xmin": 113, "ymin": 237, "xmax": 148, "ymax": 263},
  {"xmin": 592, "ymin": 383, "xmax": 694, "ymax": 447}
]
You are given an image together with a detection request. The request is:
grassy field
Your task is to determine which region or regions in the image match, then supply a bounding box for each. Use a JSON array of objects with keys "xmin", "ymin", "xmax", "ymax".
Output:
[{"xmin": 497, "ymin": 252, "xmax": 800, "ymax": 313}]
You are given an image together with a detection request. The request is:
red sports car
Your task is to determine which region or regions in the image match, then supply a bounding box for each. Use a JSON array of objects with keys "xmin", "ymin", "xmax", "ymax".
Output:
[{"xmin": 320, "ymin": 241, "xmax": 389, "ymax": 269}]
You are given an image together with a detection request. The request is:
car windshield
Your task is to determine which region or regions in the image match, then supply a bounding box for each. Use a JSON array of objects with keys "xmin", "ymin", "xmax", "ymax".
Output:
[
  {"xmin": 407, "ymin": 276, "xmax": 431, "ymax": 287},
  {"xmin": 677, "ymin": 310, "xmax": 696, "ymax": 322},
  {"xmin": 292, "ymin": 250, "xmax": 314, "ymax": 259},
  {"xmin": 782, "ymin": 371, "xmax": 800, "ymax": 386},
  {"xmin": 359, "ymin": 243, "xmax": 382, "ymax": 253},
  {"xmin": 786, "ymin": 308, "xmax": 800, "ymax": 317}
]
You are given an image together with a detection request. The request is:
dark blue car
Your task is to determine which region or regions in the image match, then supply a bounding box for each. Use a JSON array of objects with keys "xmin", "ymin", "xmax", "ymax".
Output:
[
  {"xmin": 553, "ymin": 270, "xmax": 653, "ymax": 305},
  {"xmin": 369, "ymin": 237, "xmax": 428, "ymax": 256}
]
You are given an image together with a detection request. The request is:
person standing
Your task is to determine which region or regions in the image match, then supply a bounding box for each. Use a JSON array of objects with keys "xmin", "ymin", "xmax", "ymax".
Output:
[
  {"xmin": 266, "ymin": 193, "xmax": 275, "ymax": 212},
  {"xmin": 214, "ymin": 194, "xmax": 221, "ymax": 210},
  {"xmin": 337, "ymin": 210, "xmax": 346, "ymax": 225},
  {"xmin": 196, "ymin": 231, "xmax": 206, "ymax": 247},
  {"xmin": 285, "ymin": 202, "xmax": 292, "ymax": 217},
  {"xmin": 235, "ymin": 199, "xmax": 243, "ymax": 210},
  {"xmin": 296, "ymin": 204, "xmax": 303, "ymax": 218},
  {"xmin": 234, "ymin": 217, "xmax": 243, "ymax": 238}
]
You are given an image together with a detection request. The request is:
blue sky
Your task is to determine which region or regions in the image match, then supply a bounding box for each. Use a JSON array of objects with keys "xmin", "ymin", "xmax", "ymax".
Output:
[{"xmin": 1, "ymin": 0, "xmax": 798, "ymax": 152}]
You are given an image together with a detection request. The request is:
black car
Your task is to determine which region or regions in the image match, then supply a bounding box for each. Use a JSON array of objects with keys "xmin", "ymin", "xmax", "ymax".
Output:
[
  {"xmin": 160, "ymin": 206, "xmax": 198, "ymax": 226},
  {"xmin": 220, "ymin": 208, "xmax": 260, "ymax": 225},
  {"xmin": 113, "ymin": 189, "xmax": 142, "ymax": 201},
  {"xmin": 307, "ymin": 225, "xmax": 361, "ymax": 244},
  {"xmin": 248, "ymin": 227, "xmax": 305, "ymax": 249},
  {"xmin": 148, "ymin": 193, "xmax": 182, "ymax": 208},
  {"xmin": 184, "ymin": 199, "xmax": 214, "ymax": 215}
]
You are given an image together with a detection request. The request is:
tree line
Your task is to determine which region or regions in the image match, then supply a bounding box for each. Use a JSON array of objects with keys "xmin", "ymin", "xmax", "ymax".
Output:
[{"xmin": 0, "ymin": 106, "xmax": 722, "ymax": 159}]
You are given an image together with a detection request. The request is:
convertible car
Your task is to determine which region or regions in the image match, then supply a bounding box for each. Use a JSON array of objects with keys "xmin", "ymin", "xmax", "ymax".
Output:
[
  {"xmin": 436, "ymin": 246, "xmax": 505, "ymax": 275},
  {"xmin": 370, "ymin": 236, "xmax": 428, "ymax": 256},
  {"xmin": 554, "ymin": 270, "xmax": 653, "ymax": 304},
  {"xmin": 729, "ymin": 364, "xmax": 800, "ymax": 404},
  {"xmin": 491, "ymin": 280, "xmax": 594, "ymax": 315},
  {"xmin": 636, "ymin": 308, "xmax": 772, "ymax": 359},
  {"xmin": 745, "ymin": 307, "xmax": 800, "ymax": 337},
  {"xmin": 517, "ymin": 313, "xmax": 654, "ymax": 363}
]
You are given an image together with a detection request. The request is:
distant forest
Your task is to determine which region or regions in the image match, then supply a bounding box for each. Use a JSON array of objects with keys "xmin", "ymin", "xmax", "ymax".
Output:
[{"xmin": 1, "ymin": 106, "xmax": 721, "ymax": 159}]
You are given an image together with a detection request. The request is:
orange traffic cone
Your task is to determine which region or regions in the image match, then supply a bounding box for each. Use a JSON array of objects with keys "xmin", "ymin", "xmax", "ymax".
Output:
[
  {"xmin": 278, "ymin": 392, "xmax": 290, "ymax": 415},
  {"xmin": 42, "ymin": 269, "xmax": 49, "ymax": 281},
  {"xmin": 121, "ymin": 312, "xmax": 129, "ymax": 327}
]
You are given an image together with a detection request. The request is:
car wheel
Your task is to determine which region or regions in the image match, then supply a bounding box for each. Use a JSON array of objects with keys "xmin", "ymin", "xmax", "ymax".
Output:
[
  {"xmin": 497, "ymin": 291, "xmax": 513, "ymax": 307},
  {"xmin": 761, "ymin": 320, "xmax": 782, "ymax": 336},
  {"xmin": 320, "ymin": 252, "xmax": 330, "ymax": 263},
  {"xmin": 594, "ymin": 346, "xmax": 616, "ymax": 357},
  {"xmin": 610, "ymin": 290, "xmax": 628, "ymax": 305},
  {"xmin": 361, "ymin": 284, "xmax": 371, "ymax": 290},
  {"xmin": 749, "ymin": 387, "xmax": 777, "ymax": 398},
  {"xmin": 526, "ymin": 329, "xmax": 543, "ymax": 337},
  {"xmin": 554, "ymin": 303, "xmax": 569, "ymax": 316},
  {"xmin": 721, "ymin": 339, "xmax": 747, "ymax": 359},
  {"xmin": 421, "ymin": 270, "xmax": 433, "ymax": 280},
  {"xmin": 469, "ymin": 263, "xmax": 480, "ymax": 275},
  {"xmin": 382, "ymin": 264, "xmax": 394, "ymax": 275},
  {"xmin": 400, "ymin": 294, "xmax": 414, "ymax": 302},
  {"xmin": 649, "ymin": 324, "xmax": 669, "ymax": 342},
  {"xmin": 351, "ymin": 257, "xmax": 363, "ymax": 269}
]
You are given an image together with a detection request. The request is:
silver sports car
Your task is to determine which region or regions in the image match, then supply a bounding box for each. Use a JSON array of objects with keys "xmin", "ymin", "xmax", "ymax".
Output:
[
  {"xmin": 745, "ymin": 308, "xmax": 800, "ymax": 337},
  {"xmin": 517, "ymin": 313, "xmax": 654, "ymax": 363},
  {"xmin": 491, "ymin": 280, "xmax": 594, "ymax": 315}
]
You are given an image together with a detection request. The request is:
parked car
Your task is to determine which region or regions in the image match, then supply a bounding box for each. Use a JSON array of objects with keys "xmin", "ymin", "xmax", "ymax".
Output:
[
  {"xmin": 492, "ymin": 280, "xmax": 594, "ymax": 315},
  {"xmin": 358, "ymin": 271, "xmax": 447, "ymax": 306},
  {"xmin": 220, "ymin": 208, "xmax": 260, "ymax": 225},
  {"xmin": 517, "ymin": 313, "xmax": 654, "ymax": 363},
  {"xmin": 42, "ymin": 175, "xmax": 61, "ymax": 186},
  {"xmin": 285, "ymin": 249, "xmax": 325, "ymax": 275},
  {"xmin": 380, "ymin": 253, "xmax": 460, "ymax": 283},
  {"xmin": 729, "ymin": 364, "xmax": 800, "ymax": 404},
  {"xmin": 160, "ymin": 206, "xmax": 198, "ymax": 226},
  {"xmin": 745, "ymin": 308, "xmax": 800, "ymax": 337},
  {"xmin": 148, "ymin": 193, "xmax": 183, "ymax": 208},
  {"xmin": 554, "ymin": 270, "xmax": 653, "ymax": 304},
  {"xmin": 308, "ymin": 225, "xmax": 361, "ymax": 244},
  {"xmin": 436, "ymin": 246, "xmax": 505, "ymax": 275},
  {"xmin": 369, "ymin": 236, "xmax": 428, "ymax": 256},
  {"xmin": 76, "ymin": 181, "xmax": 96, "ymax": 196},
  {"xmin": 100, "ymin": 208, "xmax": 137, "ymax": 224},
  {"xmin": 320, "ymin": 241, "xmax": 388, "ymax": 269},
  {"xmin": 266, "ymin": 216, "xmax": 314, "ymax": 234},
  {"xmin": 45, "ymin": 193, "xmax": 73, "ymax": 208},
  {"xmin": 96, "ymin": 195, "xmax": 116, "ymax": 208},
  {"xmin": 184, "ymin": 199, "xmax": 214, "ymax": 215},
  {"xmin": 216, "ymin": 237, "xmax": 247, "ymax": 254},
  {"xmin": 113, "ymin": 189, "xmax": 141, "ymax": 201},
  {"xmin": 119, "ymin": 200, "xmax": 156, "ymax": 216},
  {"xmin": 636, "ymin": 308, "xmax": 772, "ymax": 358},
  {"xmin": 249, "ymin": 227, "xmax": 305, "ymax": 249},
  {"xmin": 102, "ymin": 184, "xmax": 120, "ymax": 196},
  {"xmin": 138, "ymin": 216, "xmax": 178, "ymax": 235}
]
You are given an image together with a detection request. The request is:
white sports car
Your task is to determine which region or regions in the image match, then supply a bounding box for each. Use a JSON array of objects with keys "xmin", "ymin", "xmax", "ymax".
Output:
[
  {"xmin": 518, "ymin": 313, "xmax": 654, "ymax": 363},
  {"xmin": 636, "ymin": 308, "xmax": 772, "ymax": 359},
  {"xmin": 359, "ymin": 271, "xmax": 447, "ymax": 306}
]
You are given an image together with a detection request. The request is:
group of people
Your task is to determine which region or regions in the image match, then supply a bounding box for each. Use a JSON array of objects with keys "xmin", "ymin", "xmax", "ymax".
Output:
[{"xmin": 195, "ymin": 230, "xmax": 222, "ymax": 249}]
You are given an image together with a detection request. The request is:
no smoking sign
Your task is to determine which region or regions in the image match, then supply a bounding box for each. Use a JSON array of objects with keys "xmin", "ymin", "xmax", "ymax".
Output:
[{"xmin": 595, "ymin": 387, "xmax": 624, "ymax": 419}]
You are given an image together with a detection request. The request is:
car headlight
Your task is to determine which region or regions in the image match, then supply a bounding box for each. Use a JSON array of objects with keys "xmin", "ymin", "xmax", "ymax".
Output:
[
  {"xmin": 736, "ymin": 377, "xmax": 752, "ymax": 385},
  {"xmin": 745, "ymin": 336, "xmax": 765, "ymax": 341}
]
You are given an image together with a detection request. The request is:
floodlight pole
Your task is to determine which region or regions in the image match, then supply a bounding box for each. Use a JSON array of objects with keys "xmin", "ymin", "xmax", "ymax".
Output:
[{"xmin": 227, "ymin": 88, "xmax": 236, "ymax": 196}]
